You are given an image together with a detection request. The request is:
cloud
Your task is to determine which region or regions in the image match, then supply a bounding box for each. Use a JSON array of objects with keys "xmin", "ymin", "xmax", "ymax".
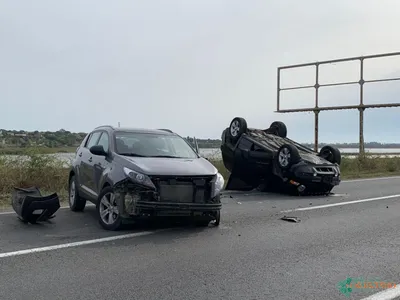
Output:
[{"xmin": 1, "ymin": 0, "xmax": 400, "ymax": 142}]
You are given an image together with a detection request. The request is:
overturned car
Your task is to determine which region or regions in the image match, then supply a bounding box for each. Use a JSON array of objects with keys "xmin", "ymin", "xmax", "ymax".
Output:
[
  {"xmin": 221, "ymin": 117, "xmax": 342, "ymax": 195},
  {"xmin": 68, "ymin": 125, "xmax": 224, "ymax": 231}
]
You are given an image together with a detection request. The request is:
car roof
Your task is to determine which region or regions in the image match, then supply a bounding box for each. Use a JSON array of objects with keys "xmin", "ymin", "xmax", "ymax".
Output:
[{"xmin": 93, "ymin": 125, "xmax": 175, "ymax": 135}]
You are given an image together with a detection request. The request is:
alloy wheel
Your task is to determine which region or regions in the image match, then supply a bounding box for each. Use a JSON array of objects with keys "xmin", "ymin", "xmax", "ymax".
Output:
[{"xmin": 99, "ymin": 192, "xmax": 119, "ymax": 225}]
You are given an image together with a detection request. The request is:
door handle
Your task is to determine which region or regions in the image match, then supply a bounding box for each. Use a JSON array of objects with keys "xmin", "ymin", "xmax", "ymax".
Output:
[
  {"xmin": 88, "ymin": 157, "xmax": 93, "ymax": 162},
  {"xmin": 79, "ymin": 152, "xmax": 82, "ymax": 157}
]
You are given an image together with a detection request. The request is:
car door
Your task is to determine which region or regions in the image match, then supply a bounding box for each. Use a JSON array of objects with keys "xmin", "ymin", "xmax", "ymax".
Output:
[
  {"xmin": 91, "ymin": 131, "xmax": 111, "ymax": 196},
  {"xmin": 79, "ymin": 131, "xmax": 102, "ymax": 199},
  {"xmin": 248, "ymin": 143, "xmax": 272, "ymax": 176},
  {"xmin": 234, "ymin": 138, "xmax": 271, "ymax": 181}
]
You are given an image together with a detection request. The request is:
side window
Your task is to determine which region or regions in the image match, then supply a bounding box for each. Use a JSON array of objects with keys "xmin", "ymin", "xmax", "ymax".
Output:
[
  {"xmin": 97, "ymin": 132, "xmax": 109, "ymax": 153},
  {"xmin": 86, "ymin": 132, "xmax": 102, "ymax": 149},
  {"xmin": 251, "ymin": 144, "xmax": 266, "ymax": 152},
  {"xmin": 238, "ymin": 138, "xmax": 252, "ymax": 150}
]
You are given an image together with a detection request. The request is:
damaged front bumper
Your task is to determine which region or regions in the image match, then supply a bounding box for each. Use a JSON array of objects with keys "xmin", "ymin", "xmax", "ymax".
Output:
[
  {"xmin": 113, "ymin": 179, "xmax": 222, "ymax": 219},
  {"xmin": 284, "ymin": 162, "xmax": 341, "ymax": 194},
  {"xmin": 291, "ymin": 163, "xmax": 341, "ymax": 185}
]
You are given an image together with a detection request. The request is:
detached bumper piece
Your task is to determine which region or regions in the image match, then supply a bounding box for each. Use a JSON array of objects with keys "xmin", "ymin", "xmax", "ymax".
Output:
[{"xmin": 11, "ymin": 187, "xmax": 61, "ymax": 224}]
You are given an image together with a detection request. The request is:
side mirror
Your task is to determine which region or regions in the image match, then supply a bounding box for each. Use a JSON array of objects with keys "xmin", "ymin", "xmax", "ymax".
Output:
[{"xmin": 90, "ymin": 145, "xmax": 107, "ymax": 156}]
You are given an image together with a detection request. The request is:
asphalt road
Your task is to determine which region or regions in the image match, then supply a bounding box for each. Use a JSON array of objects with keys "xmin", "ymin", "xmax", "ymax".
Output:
[{"xmin": 1, "ymin": 176, "xmax": 400, "ymax": 300}]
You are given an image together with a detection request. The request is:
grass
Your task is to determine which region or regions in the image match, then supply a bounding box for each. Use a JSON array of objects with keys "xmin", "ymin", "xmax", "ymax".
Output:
[
  {"xmin": 0, "ymin": 146, "xmax": 77, "ymax": 155},
  {"xmin": 0, "ymin": 149, "xmax": 70, "ymax": 210},
  {"xmin": 0, "ymin": 148, "xmax": 400, "ymax": 210}
]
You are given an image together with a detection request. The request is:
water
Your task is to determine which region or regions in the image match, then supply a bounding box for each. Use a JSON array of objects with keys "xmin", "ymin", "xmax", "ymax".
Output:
[{"xmin": 2, "ymin": 148, "xmax": 400, "ymax": 167}]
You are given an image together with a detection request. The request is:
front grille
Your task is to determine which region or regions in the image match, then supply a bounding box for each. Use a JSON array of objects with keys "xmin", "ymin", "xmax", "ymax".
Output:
[
  {"xmin": 314, "ymin": 167, "xmax": 335, "ymax": 174},
  {"xmin": 150, "ymin": 176, "xmax": 214, "ymax": 203}
]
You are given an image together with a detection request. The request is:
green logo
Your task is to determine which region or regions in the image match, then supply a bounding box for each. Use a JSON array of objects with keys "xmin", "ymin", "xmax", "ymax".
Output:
[
  {"xmin": 337, "ymin": 277, "xmax": 385, "ymax": 297},
  {"xmin": 337, "ymin": 277, "xmax": 355, "ymax": 297}
]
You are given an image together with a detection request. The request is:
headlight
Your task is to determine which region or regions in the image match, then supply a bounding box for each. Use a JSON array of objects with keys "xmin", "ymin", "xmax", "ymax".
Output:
[
  {"xmin": 212, "ymin": 172, "xmax": 225, "ymax": 197},
  {"xmin": 302, "ymin": 166, "xmax": 314, "ymax": 173},
  {"xmin": 123, "ymin": 167, "xmax": 156, "ymax": 189}
]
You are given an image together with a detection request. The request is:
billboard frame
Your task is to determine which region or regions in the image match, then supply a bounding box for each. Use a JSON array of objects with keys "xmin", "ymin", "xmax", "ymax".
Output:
[{"xmin": 276, "ymin": 51, "xmax": 400, "ymax": 154}]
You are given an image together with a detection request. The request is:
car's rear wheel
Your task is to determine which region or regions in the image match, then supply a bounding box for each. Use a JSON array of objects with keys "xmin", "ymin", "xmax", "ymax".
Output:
[
  {"xmin": 229, "ymin": 117, "xmax": 247, "ymax": 143},
  {"xmin": 68, "ymin": 175, "xmax": 86, "ymax": 212},
  {"xmin": 268, "ymin": 121, "xmax": 287, "ymax": 138},
  {"xmin": 276, "ymin": 144, "xmax": 301, "ymax": 170},
  {"xmin": 97, "ymin": 186, "xmax": 123, "ymax": 231},
  {"xmin": 319, "ymin": 145, "xmax": 341, "ymax": 165}
]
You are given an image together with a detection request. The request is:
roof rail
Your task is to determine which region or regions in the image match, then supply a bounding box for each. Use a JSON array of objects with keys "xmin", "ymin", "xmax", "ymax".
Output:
[
  {"xmin": 158, "ymin": 128, "xmax": 173, "ymax": 133},
  {"xmin": 94, "ymin": 125, "xmax": 115, "ymax": 130}
]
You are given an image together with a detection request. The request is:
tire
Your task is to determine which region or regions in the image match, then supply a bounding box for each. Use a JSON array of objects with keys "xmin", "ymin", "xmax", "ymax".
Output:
[
  {"xmin": 97, "ymin": 186, "xmax": 123, "ymax": 231},
  {"xmin": 269, "ymin": 121, "xmax": 287, "ymax": 138},
  {"xmin": 68, "ymin": 175, "xmax": 86, "ymax": 212},
  {"xmin": 276, "ymin": 144, "xmax": 301, "ymax": 170},
  {"xmin": 319, "ymin": 145, "xmax": 341, "ymax": 165},
  {"xmin": 213, "ymin": 210, "xmax": 220, "ymax": 226},
  {"xmin": 229, "ymin": 117, "xmax": 247, "ymax": 143}
]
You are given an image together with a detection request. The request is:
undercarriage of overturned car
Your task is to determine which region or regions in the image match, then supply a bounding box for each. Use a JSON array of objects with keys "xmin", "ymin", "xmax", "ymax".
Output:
[{"xmin": 221, "ymin": 117, "xmax": 342, "ymax": 196}]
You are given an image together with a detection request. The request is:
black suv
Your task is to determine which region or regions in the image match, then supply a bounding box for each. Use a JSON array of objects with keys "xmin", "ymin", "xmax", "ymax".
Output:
[{"xmin": 68, "ymin": 126, "xmax": 224, "ymax": 230}]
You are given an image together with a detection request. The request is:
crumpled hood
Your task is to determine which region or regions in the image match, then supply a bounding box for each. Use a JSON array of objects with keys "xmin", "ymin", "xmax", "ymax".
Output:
[{"xmin": 121, "ymin": 156, "xmax": 218, "ymax": 176}]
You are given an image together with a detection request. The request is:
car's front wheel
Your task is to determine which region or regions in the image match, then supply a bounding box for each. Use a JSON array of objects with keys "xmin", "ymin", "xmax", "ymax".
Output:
[
  {"xmin": 276, "ymin": 144, "xmax": 301, "ymax": 170},
  {"xmin": 213, "ymin": 210, "xmax": 220, "ymax": 226},
  {"xmin": 97, "ymin": 186, "xmax": 123, "ymax": 231}
]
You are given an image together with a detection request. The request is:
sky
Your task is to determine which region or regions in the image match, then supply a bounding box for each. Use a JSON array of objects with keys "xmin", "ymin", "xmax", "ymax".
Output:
[{"xmin": 1, "ymin": 0, "xmax": 400, "ymax": 143}]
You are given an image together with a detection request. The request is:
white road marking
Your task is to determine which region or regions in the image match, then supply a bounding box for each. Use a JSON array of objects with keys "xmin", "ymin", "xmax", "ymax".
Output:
[
  {"xmin": 0, "ymin": 230, "xmax": 162, "ymax": 259},
  {"xmin": 341, "ymin": 176, "xmax": 400, "ymax": 183},
  {"xmin": 280, "ymin": 194, "xmax": 400, "ymax": 213},
  {"xmin": 358, "ymin": 284, "xmax": 400, "ymax": 300}
]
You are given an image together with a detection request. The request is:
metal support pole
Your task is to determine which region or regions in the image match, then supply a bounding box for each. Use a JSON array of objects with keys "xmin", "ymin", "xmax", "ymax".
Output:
[
  {"xmin": 314, "ymin": 111, "xmax": 319, "ymax": 152},
  {"xmin": 359, "ymin": 108, "xmax": 365, "ymax": 156},
  {"xmin": 314, "ymin": 64, "xmax": 320, "ymax": 152},
  {"xmin": 359, "ymin": 58, "xmax": 365, "ymax": 156},
  {"xmin": 277, "ymin": 68, "xmax": 281, "ymax": 111}
]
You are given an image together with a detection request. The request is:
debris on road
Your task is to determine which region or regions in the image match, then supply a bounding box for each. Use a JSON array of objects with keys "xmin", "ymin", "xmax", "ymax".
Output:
[
  {"xmin": 280, "ymin": 216, "xmax": 301, "ymax": 223},
  {"xmin": 11, "ymin": 186, "xmax": 60, "ymax": 224}
]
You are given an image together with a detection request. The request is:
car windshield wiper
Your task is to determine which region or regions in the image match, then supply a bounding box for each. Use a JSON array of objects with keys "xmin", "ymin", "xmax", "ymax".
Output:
[{"xmin": 118, "ymin": 153, "xmax": 148, "ymax": 157}]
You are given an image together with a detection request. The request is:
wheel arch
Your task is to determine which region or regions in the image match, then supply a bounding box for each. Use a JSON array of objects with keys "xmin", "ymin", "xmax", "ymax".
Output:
[
  {"xmin": 69, "ymin": 170, "xmax": 76, "ymax": 184},
  {"xmin": 102, "ymin": 181, "xmax": 111, "ymax": 190}
]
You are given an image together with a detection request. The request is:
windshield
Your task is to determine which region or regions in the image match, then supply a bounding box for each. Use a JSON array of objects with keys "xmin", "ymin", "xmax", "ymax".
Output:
[{"xmin": 114, "ymin": 131, "xmax": 199, "ymax": 159}]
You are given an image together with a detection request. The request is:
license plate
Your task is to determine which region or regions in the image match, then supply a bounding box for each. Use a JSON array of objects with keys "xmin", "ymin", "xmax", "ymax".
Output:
[{"xmin": 159, "ymin": 185, "xmax": 193, "ymax": 203}]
